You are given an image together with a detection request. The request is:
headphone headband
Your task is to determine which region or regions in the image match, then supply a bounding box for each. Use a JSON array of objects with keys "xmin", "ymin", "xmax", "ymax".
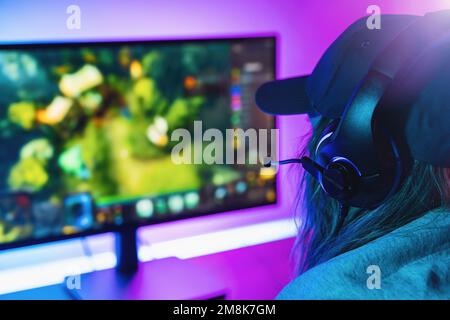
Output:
[{"xmin": 315, "ymin": 11, "xmax": 450, "ymax": 208}]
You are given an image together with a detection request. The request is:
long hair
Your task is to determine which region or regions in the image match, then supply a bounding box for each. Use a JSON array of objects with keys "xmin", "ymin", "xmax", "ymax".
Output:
[{"xmin": 293, "ymin": 117, "xmax": 450, "ymax": 275}]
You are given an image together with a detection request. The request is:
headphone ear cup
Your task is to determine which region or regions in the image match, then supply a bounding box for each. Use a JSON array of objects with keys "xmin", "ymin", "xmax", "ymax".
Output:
[
  {"xmin": 314, "ymin": 120, "xmax": 339, "ymax": 161},
  {"xmin": 320, "ymin": 160, "xmax": 360, "ymax": 202}
]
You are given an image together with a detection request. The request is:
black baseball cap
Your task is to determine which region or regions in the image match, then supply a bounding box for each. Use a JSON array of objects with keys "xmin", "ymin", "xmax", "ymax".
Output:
[
  {"xmin": 389, "ymin": 34, "xmax": 450, "ymax": 167},
  {"xmin": 256, "ymin": 11, "xmax": 450, "ymax": 167},
  {"xmin": 255, "ymin": 14, "xmax": 420, "ymax": 118}
]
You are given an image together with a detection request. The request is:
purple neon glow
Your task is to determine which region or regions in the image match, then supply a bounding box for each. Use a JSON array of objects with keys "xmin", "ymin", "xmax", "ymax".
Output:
[
  {"xmin": 1, "ymin": 0, "xmax": 450, "ymax": 240},
  {"xmin": 1, "ymin": 0, "xmax": 450, "ymax": 298}
]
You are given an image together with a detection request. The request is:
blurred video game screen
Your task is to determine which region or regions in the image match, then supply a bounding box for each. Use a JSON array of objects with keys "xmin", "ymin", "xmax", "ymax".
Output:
[{"xmin": 0, "ymin": 37, "xmax": 276, "ymax": 247}]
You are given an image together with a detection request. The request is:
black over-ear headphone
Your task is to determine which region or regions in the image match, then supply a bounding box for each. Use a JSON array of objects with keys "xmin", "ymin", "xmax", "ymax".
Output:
[{"xmin": 266, "ymin": 11, "xmax": 450, "ymax": 209}]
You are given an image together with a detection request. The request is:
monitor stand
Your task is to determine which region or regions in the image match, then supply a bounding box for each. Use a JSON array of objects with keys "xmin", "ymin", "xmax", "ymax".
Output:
[
  {"xmin": 115, "ymin": 225, "xmax": 139, "ymax": 274},
  {"xmin": 65, "ymin": 227, "xmax": 228, "ymax": 300}
]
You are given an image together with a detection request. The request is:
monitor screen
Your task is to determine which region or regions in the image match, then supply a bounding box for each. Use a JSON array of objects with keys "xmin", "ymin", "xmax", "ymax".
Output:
[{"xmin": 0, "ymin": 37, "xmax": 276, "ymax": 249}]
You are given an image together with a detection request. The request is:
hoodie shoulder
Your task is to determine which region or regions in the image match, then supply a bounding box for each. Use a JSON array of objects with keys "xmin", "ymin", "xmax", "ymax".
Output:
[{"xmin": 277, "ymin": 210, "xmax": 450, "ymax": 300}]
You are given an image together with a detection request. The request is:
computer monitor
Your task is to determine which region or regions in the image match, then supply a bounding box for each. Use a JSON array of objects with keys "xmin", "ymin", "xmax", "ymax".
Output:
[{"xmin": 0, "ymin": 37, "xmax": 276, "ymax": 268}]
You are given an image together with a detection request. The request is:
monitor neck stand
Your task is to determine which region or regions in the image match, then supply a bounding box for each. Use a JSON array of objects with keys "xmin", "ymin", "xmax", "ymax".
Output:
[
  {"xmin": 65, "ymin": 226, "xmax": 227, "ymax": 300},
  {"xmin": 115, "ymin": 225, "xmax": 139, "ymax": 274}
]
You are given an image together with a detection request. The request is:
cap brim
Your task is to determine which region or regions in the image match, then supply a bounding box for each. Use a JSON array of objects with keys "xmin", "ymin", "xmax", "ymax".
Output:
[{"xmin": 255, "ymin": 76, "xmax": 316, "ymax": 115}]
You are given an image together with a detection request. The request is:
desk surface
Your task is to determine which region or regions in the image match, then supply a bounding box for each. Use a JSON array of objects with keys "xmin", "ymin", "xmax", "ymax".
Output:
[{"xmin": 1, "ymin": 237, "xmax": 294, "ymax": 300}]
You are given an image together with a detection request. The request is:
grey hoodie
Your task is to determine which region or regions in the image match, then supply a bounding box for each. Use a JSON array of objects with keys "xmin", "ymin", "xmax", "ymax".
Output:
[{"xmin": 277, "ymin": 210, "xmax": 450, "ymax": 300}]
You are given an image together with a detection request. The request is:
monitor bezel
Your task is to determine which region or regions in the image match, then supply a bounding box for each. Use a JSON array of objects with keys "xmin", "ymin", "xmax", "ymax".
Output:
[{"xmin": 0, "ymin": 35, "xmax": 278, "ymax": 251}]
